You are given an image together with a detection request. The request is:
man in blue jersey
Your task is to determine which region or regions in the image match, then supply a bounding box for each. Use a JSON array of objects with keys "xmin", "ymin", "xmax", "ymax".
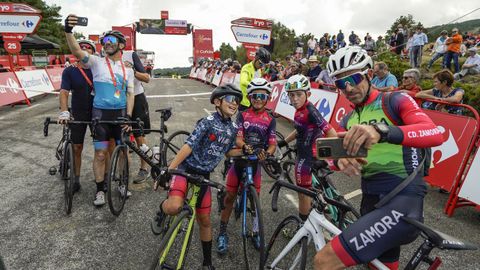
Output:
[{"xmin": 65, "ymin": 15, "xmax": 135, "ymax": 206}]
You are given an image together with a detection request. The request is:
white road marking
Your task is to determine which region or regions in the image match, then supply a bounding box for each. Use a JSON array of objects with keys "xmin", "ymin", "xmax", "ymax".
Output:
[
  {"xmin": 25, "ymin": 104, "xmax": 41, "ymax": 110},
  {"xmin": 193, "ymin": 97, "xmax": 197, "ymax": 101},
  {"xmin": 146, "ymin": 92, "xmax": 210, "ymax": 98},
  {"xmin": 185, "ymin": 90, "xmax": 190, "ymax": 93},
  {"xmin": 285, "ymin": 193, "xmax": 299, "ymax": 208},
  {"xmin": 344, "ymin": 189, "xmax": 362, "ymax": 200}
]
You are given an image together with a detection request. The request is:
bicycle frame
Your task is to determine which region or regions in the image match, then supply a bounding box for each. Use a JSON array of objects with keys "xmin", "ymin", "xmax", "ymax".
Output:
[
  {"xmin": 158, "ymin": 184, "xmax": 199, "ymax": 269},
  {"xmin": 269, "ymin": 208, "xmax": 389, "ymax": 270},
  {"xmin": 240, "ymin": 155, "xmax": 257, "ymax": 239}
]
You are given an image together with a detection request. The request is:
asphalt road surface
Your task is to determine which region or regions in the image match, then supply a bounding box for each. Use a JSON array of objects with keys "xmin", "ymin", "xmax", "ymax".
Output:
[{"xmin": 0, "ymin": 78, "xmax": 479, "ymax": 270}]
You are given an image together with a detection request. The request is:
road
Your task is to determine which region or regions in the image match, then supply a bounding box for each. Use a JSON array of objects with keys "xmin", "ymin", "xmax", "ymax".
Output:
[{"xmin": 0, "ymin": 78, "xmax": 479, "ymax": 270}]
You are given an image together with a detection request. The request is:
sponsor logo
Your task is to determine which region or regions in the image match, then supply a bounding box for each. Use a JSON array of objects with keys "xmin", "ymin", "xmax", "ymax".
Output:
[
  {"xmin": 431, "ymin": 126, "xmax": 459, "ymax": 165},
  {"xmin": 314, "ymin": 98, "xmax": 331, "ymax": 118},
  {"xmin": 261, "ymin": 33, "xmax": 269, "ymax": 40},
  {"xmin": 22, "ymin": 20, "xmax": 34, "ymax": 28},
  {"xmin": 0, "ymin": 5, "xmax": 11, "ymax": 12},
  {"xmin": 349, "ymin": 210, "xmax": 404, "ymax": 251}
]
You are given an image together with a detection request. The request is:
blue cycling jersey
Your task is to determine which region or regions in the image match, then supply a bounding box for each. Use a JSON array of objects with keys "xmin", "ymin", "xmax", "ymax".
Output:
[{"xmin": 184, "ymin": 112, "xmax": 238, "ymax": 173}]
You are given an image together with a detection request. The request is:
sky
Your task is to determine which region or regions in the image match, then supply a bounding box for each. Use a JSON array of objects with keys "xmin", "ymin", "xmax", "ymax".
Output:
[{"xmin": 46, "ymin": 0, "xmax": 479, "ymax": 68}]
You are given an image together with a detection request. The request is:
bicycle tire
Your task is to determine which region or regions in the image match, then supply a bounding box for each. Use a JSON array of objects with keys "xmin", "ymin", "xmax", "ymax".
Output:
[
  {"xmin": 162, "ymin": 130, "xmax": 190, "ymax": 167},
  {"xmin": 107, "ymin": 145, "xmax": 129, "ymax": 216},
  {"xmin": 264, "ymin": 215, "xmax": 307, "ymax": 269},
  {"xmin": 63, "ymin": 142, "xmax": 75, "ymax": 215},
  {"xmin": 282, "ymin": 160, "xmax": 296, "ymax": 184},
  {"xmin": 150, "ymin": 209, "xmax": 194, "ymax": 270},
  {"xmin": 242, "ymin": 185, "xmax": 265, "ymax": 270}
]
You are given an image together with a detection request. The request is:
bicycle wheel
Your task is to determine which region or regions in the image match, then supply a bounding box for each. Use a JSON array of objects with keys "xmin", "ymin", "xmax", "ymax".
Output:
[
  {"xmin": 163, "ymin": 130, "xmax": 190, "ymax": 166},
  {"xmin": 63, "ymin": 142, "xmax": 75, "ymax": 215},
  {"xmin": 150, "ymin": 209, "xmax": 194, "ymax": 270},
  {"xmin": 242, "ymin": 185, "xmax": 265, "ymax": 270},
  {"xmin": 264, "ymin": 215, "xmax": 307, "ymax": 269},
  {"xmin": 107, "ymin": 145, "xmax": 129, "ymax": 216}
]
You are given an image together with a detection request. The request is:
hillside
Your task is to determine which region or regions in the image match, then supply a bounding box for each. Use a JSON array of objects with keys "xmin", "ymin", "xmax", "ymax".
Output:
[
  {"xmin": 426, "ymin": 18, "xmax": 480, "ymax": 39},
  {"xmin": 153, "ymin": 67, "xmax": 191, "ymax": 77}
]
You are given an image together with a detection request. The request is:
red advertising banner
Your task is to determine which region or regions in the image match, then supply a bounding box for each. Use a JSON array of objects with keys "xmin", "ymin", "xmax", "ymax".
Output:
[
  {"xmin": 231, "ymin": 17, "xmax": 273, "ymax": 29},
  {"xmin": 0, "ymin": 55, "xmax": 10, "ymax": 68},
  {"xmin": 161, "ymin": 10, "xmax": 169, "ymax": 20},
  {"xmin": 193, "ymin": 29, "xmax": 213, "ymax": 62},
  {"xmin": 423, "ymin": 110, "xmax": 478, "ymax": 191},
  {"xmin": 165, "ymin": 26, "xmax": 187, "ymax": 35},
  {"xmin": 0, "ymin": 72, "xmax": 26, "ymax": 106},
  {"xmin": 45, "ymin": 67, "xmax": 64, "ymax": 90},
  {"xmin": 266, "ymin": 81, "xmax": 284, "ymax": 111},
  {"xmin": 112, "ymin": 26, "xmax": 135, "ymax": 51},
  {"xmin": 329, "ymin": 93, "xmax": 353, "ymax": 131},
  {"xmin": 2, "ymin": 33, "xmax": 26, "ymax": 41}
]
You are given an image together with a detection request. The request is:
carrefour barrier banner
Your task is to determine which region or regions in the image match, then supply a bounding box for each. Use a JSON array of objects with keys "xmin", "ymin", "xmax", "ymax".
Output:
[
  {"xmin": 458, "ymin": 148, "xmax": 480, "ymax": 205},
  {"xmin": 193, "ymin": 29, "xmax": 213, "ymax": 61},
  {"xmin": 15, "ymin": 70, "xmax": 54, "ymax": 98},
  {"xmin": 219, "ymin": 72, "xmax": 236, "ymax": 85},
  {"xmin": 45, "ymin": 67, "xmax": 64, "ymax": 90},
  {"xmin": 0, "ymin": 72, "xmax": 25, "ymax": 106},
  {"xmin": 212, "ymin": 71, "xmax": 222, "ymax": 86},
  {"xmin": 423, "ymin": 110, "xmax": 478, "ymax": 192}
]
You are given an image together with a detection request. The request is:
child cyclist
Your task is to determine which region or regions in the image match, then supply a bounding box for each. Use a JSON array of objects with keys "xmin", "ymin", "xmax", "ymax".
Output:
[
  {"xmin": 152, "ymin": 84, "xmax": 243, "ymax": 270},
  {"xmin": 278, "ymin": 74, "xmax": 337, "ymax": 222},
  {"xmin": 216, "ymin": 78, "xmax": 277, "ymax": 254}
]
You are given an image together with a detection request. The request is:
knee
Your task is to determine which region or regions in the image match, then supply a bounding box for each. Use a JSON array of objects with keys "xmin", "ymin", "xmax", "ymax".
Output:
[
  {"xmin": 73, "ymin": 144, "xmax": 83, "ymax": 154},
  {"xmin": 95, "ymin": 151, "xmax": 106, "ymax": 162},
  {"xmin": 197, "ymin": 215, "xmax": 211, "ymax": 228},
  {"xmin": 163, "ymin": 199, "xmax": 182, "ymax": 216},
  {"xmin": 224, "ymin": 192, "xmax": 236, "ymax": 206}
]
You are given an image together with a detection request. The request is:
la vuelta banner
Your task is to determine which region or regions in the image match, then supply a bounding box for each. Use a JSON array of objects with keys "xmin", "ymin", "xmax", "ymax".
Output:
[{"xmin": 193, "ymin": 29, "xmax": 213, "ymax": 62}]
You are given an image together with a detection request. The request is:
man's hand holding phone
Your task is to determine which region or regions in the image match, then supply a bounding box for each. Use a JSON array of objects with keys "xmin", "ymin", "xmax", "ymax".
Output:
[{"xmin": 64, "ymin": 15, "xmax": 88, "ymax": 33}]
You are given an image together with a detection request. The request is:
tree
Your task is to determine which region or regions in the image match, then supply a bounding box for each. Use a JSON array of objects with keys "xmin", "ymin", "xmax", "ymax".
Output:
[
  {"xmin": 219, "ymin": 42, "xmax": 236, "ymax": 60},
  {"xmin": 270, "ymin": 21, "xmax": 296, "ymax": 62},
  {"xmin": 387, "ymin": 14, "xmax": 418, "ymax": 36},
  {"xmin": 235, "ymin": 45, "xmax": 247, "ymax": 65}
]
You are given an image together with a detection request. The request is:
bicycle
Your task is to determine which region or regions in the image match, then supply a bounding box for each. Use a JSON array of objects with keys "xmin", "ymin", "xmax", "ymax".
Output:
[
  {"xmin": 44, "ymin": 117, "xmax": 91, "ymax": 215},
  {"xmin": 262, "ymin": 131, "xmax": 296, "ymax": 180},
  {"xmin": 226, "ymin": 151, "xmax": 266, "ymax": 270},
  {"xmin": 90, "ymin": 117, "xmax": 145, "ymax": 216},
  {"xmin": 265, "ymin": 180, "xmax": 478, "ymax": 270},
  {"xmin": 149, "ymin": 169, "xmax": 226, "ymax": 270},
  {"xmin": 104, "ymin": 108, "xmax": 190, "ymax": 216}
]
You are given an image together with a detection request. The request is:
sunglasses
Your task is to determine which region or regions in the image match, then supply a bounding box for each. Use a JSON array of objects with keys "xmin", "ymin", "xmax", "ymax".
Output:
[
  {"xmin": 249, "ymin": 93, "xmax": 269, "ymax": 101},
  {"xmin": 334, "ymin": 72, "xmax": 366, "ymax": 90},
  {"xmin": 402, "ymin": 76, "xmax": 413, "ymax": 80},
  {"xmin": 80, "ymin": 44, "xmax": 93, "ymax": 51},
  {"xmin": 221, "ymin": 95, "xmax": 240, "ymax": 104},
  {"xmin": 101, "ymin": 35, "xmax": 118, "ymax": 45}
]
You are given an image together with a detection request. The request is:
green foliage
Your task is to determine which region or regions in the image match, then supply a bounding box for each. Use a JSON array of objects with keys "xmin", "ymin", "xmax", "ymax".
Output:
[
  {"xmin": 235, "ymin": 45, "xmax": 247, "ymax": 65},
  {"xmin": 270, "ymin": 21, "xmax": 296, "ymax": 61},
  {"xmin": 297, "ymin": 33, "xmax": 314, "ymax": 57},
  {"xmin": 219, "ymin": 42, "xmax": 236, "ymax": 61},
  {"xmin": 425, "ymin": 19, "xmax": 480, "ymax": 41},
  {"xmin": 153, "ymin": 67, "xmax": 191, "ymax": 77},
  {"xmin": 387, "ymin": 14, "xmax": 420, "ymax": 36},
  {"xmin": 375, "ymin": 51, "xmax": 411, "ymax": 80}
]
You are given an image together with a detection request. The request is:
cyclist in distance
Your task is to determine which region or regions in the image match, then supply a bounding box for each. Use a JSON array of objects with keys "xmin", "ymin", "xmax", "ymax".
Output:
[
  {"xmin": 314, "ymin": 46, "xmax": 443, "ymax": 270},
  {"xmin": 278, "ymin": 74, "xmax": 337, "ymax": 223},
  {"xmin": 216, "ymin": 78, "xmax": 277, "ymax": 254},
  {"xmin": 239, "ymin": 47, "xmax": 271, "ymax": 111},
  {"xmin": 58, "ymin": 39, "xmax": 96, "ymax": 193},
  {"xmin": 65, "ymin": 16, "xmax": 135, "ymax": 206},
  {"xmin": 153, "ymin": 84, "xmax": 243, "ymax": 270}
]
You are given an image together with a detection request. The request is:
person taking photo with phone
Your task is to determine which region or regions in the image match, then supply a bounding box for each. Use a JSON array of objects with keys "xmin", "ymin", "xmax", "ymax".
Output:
[
  {"xmin": 278, "ymin": 74, "xmax": 337, "ymax": 223},
  {"xmin": 313, "ymin": 46, "xmax": 443, "ymax": 270},
  {"xmin": 64, "ymin": 15, "xmax": 135, "ymax": 206}
]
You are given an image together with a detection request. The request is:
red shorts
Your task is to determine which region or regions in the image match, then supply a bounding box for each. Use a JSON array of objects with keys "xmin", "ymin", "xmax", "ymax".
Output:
[
  {"xmin": 226, "ymin": 160, "xmax": 261, "ymax": 194},
  {"xmin": 168, "ymin": 164, "xmax": 212, "ymax": 215}
]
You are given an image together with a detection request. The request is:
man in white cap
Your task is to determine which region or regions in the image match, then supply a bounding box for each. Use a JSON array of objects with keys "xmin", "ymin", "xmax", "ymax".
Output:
[
  {"xmin": 454, "ymin": 46, "xmax": 480, "ymax": 80},
  {"xmin": 306, "ymin": 55, "xmax": 322, "ymax": 82}
]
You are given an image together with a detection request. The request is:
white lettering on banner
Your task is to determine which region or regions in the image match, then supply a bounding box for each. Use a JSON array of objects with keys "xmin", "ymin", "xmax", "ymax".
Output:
[
  {"xmin": 431, "ymin": 126, "xmax": 459, "ymax": 165},
  {"xmin": 0, "ymin": 5, "xmax": 11, "ymax": 12},
  {"xmin": 270, "ymin": 85, "xmax": 279, "ymax": 102},
  {"xmin": 165, "ymin": 20, "xmax": 187, "ymax": 27},
  {"xmin": 336, "ymin": 107, "xmax": 346, "ymax": 123},
  {"xmin": 0, "ymin": 77, "xmax": 20, "ymax": 94},
  {"xmin": 200, "ymin": 49, "xmax": 213, "ymax": 54},
  {"xmin": 349, "ymin": 210, "xmax": 404, "ymax": 251}
]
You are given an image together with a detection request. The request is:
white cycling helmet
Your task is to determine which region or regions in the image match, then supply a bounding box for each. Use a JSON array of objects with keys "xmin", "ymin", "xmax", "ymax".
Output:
[
  {"xmin": 78, "ymin": 39, "xmax": 96, "ymax": 53},
  {"xmin": 284, "ymin": 74, "xmax": 310, "ymax": 92},
  {"xmin": 247, "ymin": 78, "xmax": 272, "ymax": 94},
  {"xmin": 327, "ymin": 46, "xmax": 373, "ymax": 78}
]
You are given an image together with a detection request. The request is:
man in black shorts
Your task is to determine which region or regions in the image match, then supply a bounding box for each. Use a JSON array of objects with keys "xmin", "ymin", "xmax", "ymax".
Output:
[
  {"xmin": 58, "ymin": 39, "xmax": 96, "ymax": 192},
  {"xmin": 123, "ymin": 50, "xmax": 151, "ymax": 184}
]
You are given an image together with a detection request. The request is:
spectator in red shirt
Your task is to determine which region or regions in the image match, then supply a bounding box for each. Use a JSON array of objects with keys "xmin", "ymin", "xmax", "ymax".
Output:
[{"xmin": 396, "ymin": 68, "xmax": 422, "ymax": 98}]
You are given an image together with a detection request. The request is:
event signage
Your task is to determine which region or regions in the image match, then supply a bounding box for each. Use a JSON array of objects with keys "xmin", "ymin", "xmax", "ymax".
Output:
[
  {"xmin": 2, "ymin": 33, "xmax": 25, "ymax": 41},
  {"xmin": 231, "ymin": 25, "xmax": 271, "ymax": 45},
  {"xmin": 192, "ymin": 29, "xmax": 214, "ymax": 61},
  {"xmin": 0, "ymin": 14, "xmax": 41, "ymax": 34},
  {"xmin": 231, "ymin": 17, "xmax": 272, "ymax": 29},
  {"xmin": 161, "ymin": 10, "xmax": 169, "ymax": 20},
  {"xmin": 165, "ymin": 20, "xmax": 187, "ymax": 27},
  {"xmin": 3, "ymin": 40, "xmax": 20, "ymax": 54},
  {"xmin": 165, "ymin": 26, "xmax": 187, "ymax": 35},
  {"xmin": 15, "ymin": 69, "xmax": 54, "ymax": 98}
]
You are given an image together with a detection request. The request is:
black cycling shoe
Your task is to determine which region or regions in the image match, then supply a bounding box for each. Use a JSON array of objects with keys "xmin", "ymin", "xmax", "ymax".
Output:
[
  {"xmin": 73, "ymin": 182, "xmax": 81, "ymax": 193},
  {"xmin": 151, "ymin": 208, "xmax": 167, "ymax": 235}
]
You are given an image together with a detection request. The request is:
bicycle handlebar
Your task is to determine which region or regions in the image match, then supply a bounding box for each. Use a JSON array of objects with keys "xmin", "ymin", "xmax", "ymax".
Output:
[
  {"xmin": 269, "ymin": 179, "xmax": 354, "ymax": 213},
  {"xmin": 43, "ymin": 117, "xmax": 92, "ymax": 137},
  {"xmin": 165, "ymin": 169, "xmax": 227, "ymax": 212}
]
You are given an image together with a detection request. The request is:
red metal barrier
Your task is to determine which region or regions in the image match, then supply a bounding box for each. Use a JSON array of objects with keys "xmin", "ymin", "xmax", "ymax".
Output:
[{"xmin": 0, "ymin": 71, "xmax": 28, "ymax": 106}]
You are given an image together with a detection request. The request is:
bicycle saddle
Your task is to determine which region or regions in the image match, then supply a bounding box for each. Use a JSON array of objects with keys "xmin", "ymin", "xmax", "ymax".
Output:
[
  {"xmin": 401, "ymin": 216, "xmax": 478, "ymax": 251},
  {"xmin": 155, "ymin": 107, "xmax": 172, "ymax": 121}
]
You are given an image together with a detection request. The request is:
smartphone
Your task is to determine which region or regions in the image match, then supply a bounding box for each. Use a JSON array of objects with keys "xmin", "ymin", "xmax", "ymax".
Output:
[
  {"xmin": 77, "ymin": 17, "xmax": 88, "ymax": 26},
  {"xmin": 316, "ymin": 137, "xmax": 368, "ymax": 160}
]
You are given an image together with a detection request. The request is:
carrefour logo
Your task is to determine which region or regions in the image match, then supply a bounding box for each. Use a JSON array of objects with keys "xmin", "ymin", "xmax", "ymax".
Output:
[
  {"xmin": 261, "ymin": 34, "xmax": 269, "ymax": 40},
  {"xmin": 22, "ymin": 20, "xmax": 34, "ymax": 28},
  {"xmin": 315, "ymin": 98, "xmax": 331, "ymax": 118}
]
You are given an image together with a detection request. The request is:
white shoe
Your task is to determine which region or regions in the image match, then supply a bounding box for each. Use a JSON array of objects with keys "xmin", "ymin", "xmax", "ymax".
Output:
[
  {"xmin": 118, "ymin": 185, "xmax": 132, "ymax": 198},
  {"xmin": 93, "ymin": 191, "xmax": 106, "ymax": 206}
]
